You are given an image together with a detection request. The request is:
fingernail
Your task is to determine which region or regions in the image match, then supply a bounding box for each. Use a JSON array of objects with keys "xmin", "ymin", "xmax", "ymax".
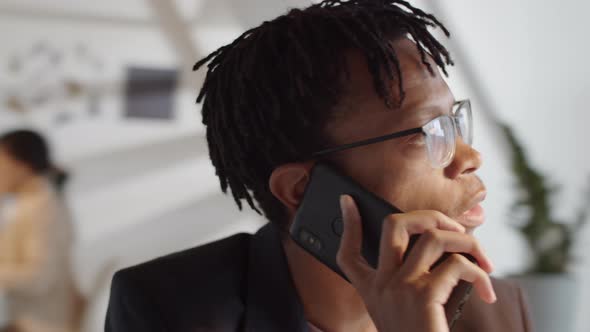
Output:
[
  {"xmin": 340, "ymin": 195, "xmax": 349, "ymax": 221},
  {"xmin": 490, "ymin": 289, "xmax": 497, "ymax": 303}
]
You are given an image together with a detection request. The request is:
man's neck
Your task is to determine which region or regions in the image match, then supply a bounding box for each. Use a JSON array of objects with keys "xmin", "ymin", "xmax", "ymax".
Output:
[{"xmin": 282, "ymin": 237, "xmax": 377, "ymax": 332}]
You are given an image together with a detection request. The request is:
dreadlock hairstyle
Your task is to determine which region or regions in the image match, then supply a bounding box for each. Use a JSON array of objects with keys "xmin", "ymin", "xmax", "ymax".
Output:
[{"xmin": 194, "ymin": 0, "xmax": 453, "ymax": 228}]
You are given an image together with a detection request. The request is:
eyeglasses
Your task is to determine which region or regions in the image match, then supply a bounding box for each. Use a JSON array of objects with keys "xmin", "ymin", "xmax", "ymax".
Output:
[{"xmin": 311, "ymin": 99, "xmax": 473, "ymax": 168}]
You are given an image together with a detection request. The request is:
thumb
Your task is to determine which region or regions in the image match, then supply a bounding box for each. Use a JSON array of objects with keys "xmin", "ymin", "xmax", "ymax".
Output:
[{"xmin": 336, "ymin": 195, "xmax": 373, "ymax": 285}]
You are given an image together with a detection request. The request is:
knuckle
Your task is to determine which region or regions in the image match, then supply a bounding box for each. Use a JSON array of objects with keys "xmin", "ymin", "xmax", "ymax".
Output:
[
  {"xmin": 472, "ymin": 268, "xmax": 490, "ymax": 285},
  {"xmin": 430, "ymin": 210, "xmax": 446, "ymax": 221},
  {"xmin": 471, "ymin": 238, "xmax": 483, "ymax": 252},
  {"xmin": 398, "ymin": 277, "xmax": 420, "ymax": 296},
  {"xmin": 449, "ymin": 253, "xmax": 469, "ymax": 266},
  {"xmin": 381, "ymin": 215, "xmax": 396, "ymax": 232},
  {"xmin": 424, "ymin": 210, "xmax": 446, "ymax": 226},
  {"xmin": 384, "ymin": 214, "xmax": 402, "ymax": 230},
  {"xmin": 398, "ymin": 276, "xmax": 415, "ymax": 289},
  {"xmin": 477, "ymin": 268, "xmax": 490, "ymax": 280},
  {"xmin": 416, "ymin": 279, "xmax": 438, "ymax": 301},
  {"xmin": 422, "ymin": 228, "xmax": 441, "ymax": 244},
  {"xmin": 382, "ymin": 214, "xmax": 406, "ymax": 238}
]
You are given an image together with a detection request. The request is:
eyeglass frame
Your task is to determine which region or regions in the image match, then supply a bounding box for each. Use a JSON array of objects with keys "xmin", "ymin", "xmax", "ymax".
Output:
[{"xmin": 310, "ymin": 99, "xmax": 472, "ymax": 166}]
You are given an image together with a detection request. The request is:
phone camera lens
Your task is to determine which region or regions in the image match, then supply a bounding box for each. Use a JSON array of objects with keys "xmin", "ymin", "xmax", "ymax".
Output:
[
  {"xmin": 300, "ymin": 229, "xmax": 310, "ymax": 242},
  {"xmin": 299, "ymin": 229, "xmax": 322, "ymax": 251},
  {"xmin": 313, "ymin": 238, "xmax": 322, "ymax": 251}
]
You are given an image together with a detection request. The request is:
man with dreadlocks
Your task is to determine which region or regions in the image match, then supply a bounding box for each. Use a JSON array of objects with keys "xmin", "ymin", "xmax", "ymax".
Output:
[{"xmin": 106, "ymin": 1, "xmax": 532, "ymax": 331}]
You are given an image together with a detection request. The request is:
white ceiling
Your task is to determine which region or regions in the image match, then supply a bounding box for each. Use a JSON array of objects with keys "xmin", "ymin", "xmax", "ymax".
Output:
[
  {"xmin": 0, "ymin": 0, "xmax": 156, "ymax": 21},
  {"xmin": 0, "ymin": 0, "xmax": 312, "ymax": 26},
  {"xmin": 0, "ymin": 0, "xmax": 205, "ymax": 24}
]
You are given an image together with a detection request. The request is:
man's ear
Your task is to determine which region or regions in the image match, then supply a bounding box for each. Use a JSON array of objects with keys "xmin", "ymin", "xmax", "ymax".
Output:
[{"xmin": 269, "ymin": 162, "xmax": 315, "ymax": 217}]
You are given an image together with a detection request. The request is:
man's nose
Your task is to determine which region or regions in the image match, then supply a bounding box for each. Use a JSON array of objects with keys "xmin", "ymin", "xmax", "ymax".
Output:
[{"xmin": 444, "ymin": 138, "xmax": 482, "ymax": 179}]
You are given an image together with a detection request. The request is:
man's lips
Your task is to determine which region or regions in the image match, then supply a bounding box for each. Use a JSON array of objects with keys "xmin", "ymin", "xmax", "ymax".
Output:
[{"xmin": 458, "ymin": 191, "xmax": 487, "ymax": 227}]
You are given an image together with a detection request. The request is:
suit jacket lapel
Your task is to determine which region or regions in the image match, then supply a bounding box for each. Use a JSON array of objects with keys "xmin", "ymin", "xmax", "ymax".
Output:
[{"xmin": 243, "ymin": 223, "xmax": 309, "ymax": 332}]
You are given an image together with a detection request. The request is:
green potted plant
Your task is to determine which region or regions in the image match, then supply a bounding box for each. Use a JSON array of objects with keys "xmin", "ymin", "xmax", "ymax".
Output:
[{"xmin": 501, "ymin": 123, "xmax": 589, "ymax": 332}]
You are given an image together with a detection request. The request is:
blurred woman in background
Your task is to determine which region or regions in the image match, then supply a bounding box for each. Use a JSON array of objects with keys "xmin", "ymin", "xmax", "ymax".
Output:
[{"xmin": 0, "ymin": 130, "xmax": 83, "ymax": 332}]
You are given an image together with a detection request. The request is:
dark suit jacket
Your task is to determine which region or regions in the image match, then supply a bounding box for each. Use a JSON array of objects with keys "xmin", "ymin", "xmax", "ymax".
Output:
[{"xmin": 105, "ymin": 223, "xmax": 533, "ymax": 331}]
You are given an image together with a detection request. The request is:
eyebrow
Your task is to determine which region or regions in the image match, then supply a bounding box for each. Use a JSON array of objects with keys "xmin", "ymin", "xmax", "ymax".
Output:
[
  {"xmin": 399, "ymin": 105, "xmax": 445, "ymax": 128},
  {"xmin": 400, "ymin": 97, "xmax": 457, "ymax": 124}
]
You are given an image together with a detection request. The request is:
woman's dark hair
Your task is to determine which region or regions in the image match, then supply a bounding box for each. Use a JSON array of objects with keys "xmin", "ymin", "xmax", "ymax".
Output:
[
  {"xmin": 0, "ymin": 129, "xmax": 69, "ymax": 192},
  {"xmin": 194, "ymin": 0, "xmax": 453, "ymax": 228}
]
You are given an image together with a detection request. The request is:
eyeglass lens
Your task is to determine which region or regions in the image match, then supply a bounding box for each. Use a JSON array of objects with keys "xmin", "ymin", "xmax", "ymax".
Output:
[{"xmin": 423, "ymin": 101, "xmax": 472, "ymax": 168}]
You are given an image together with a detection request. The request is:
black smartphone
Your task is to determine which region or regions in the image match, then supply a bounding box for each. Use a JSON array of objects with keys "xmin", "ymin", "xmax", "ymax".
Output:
[{"xmin": 290, "ymin": 163, "xmax": 474, "ymax": 329}]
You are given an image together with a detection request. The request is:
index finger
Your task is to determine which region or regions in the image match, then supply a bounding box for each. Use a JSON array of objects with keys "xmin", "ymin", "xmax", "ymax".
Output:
[
  {"xmin": 336, "ymin": 195, "xmax": 373, "ymax": 287},
  {"xmin": 377, "ymin": 210, "xmax": 466, "ymax": 278}
]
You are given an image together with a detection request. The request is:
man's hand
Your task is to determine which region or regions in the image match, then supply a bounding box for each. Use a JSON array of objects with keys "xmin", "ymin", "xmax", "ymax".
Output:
[{"xmin": 336, "ymin": 195, "xmax": 496, "ymax": 332}]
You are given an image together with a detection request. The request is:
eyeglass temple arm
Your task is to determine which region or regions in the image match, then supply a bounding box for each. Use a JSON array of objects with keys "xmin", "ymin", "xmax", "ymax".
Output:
[{"xmin": 311, "ymin": 127, "xmax": 423, "ymax": 158}]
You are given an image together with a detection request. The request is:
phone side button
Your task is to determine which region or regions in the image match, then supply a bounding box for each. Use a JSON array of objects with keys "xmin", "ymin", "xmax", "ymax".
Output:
[{"xmin": 332, "ymin": 217, "xmax": 343, "ymax": 237}]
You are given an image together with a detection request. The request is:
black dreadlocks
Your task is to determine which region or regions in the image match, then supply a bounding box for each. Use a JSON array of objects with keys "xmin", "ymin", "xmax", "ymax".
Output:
[{"xmin": 194, "ymin": 0, "xmax": 453, "ymax": 228}]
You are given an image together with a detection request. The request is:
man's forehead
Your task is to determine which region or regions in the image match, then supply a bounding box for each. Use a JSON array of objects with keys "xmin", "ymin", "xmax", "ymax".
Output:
[
  {"xmin": 341, "ymin": 38, "xmax": 442, "ymax": 107},
  {"xmin": 326, "ymin": 37, "xmax": 453, "ymax": 141},
  {"xmin": 392, "ymin": 39, "xmax": 442, "ymax": 90}
]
